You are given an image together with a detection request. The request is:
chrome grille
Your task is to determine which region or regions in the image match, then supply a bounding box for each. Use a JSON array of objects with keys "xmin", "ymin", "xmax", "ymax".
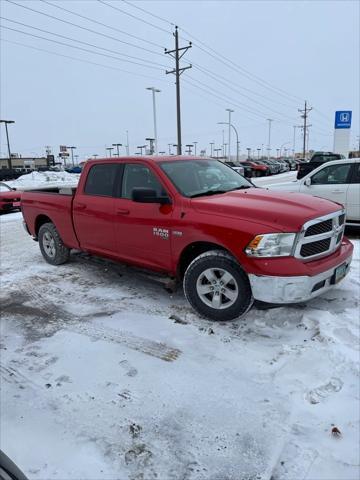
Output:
[
  {"xmin": 304, "ymin": 219, "xmax": 332, "ymax": 237},
  {"xmin": 294, "ymin": 210, "xmax": 346, "ymax": 261}
]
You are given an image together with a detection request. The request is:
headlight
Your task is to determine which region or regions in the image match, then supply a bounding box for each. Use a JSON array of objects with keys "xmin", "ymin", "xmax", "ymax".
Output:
[{"xmin": 245, "ymin": 233, "xmax": 296, "ymax": 257}]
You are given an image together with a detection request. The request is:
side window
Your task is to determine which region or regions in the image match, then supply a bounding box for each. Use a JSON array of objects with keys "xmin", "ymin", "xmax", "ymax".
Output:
[
  {"xmin": 350, "ymin": 163, "xmax": 360, "ymax": 184},
  {"xmin": 84, "ymin": 164, "xmax": 118, "ymax": 196},
  {"xmin": 122, "ymin": 164, "xmax": 165, "ymax": 199},
  {"xmin": 311, "ymin": 163, "xmax": 352, "ymax": 185}
]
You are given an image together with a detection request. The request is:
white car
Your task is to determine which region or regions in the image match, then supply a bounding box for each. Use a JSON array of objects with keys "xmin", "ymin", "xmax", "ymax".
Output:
[
  {"xmin": 231, "ymin": 166, "xmax": 245, "ymax": 176},
  {"xmin": 267, "ymin": 158, "xmax": 360, "ymax": 226}
]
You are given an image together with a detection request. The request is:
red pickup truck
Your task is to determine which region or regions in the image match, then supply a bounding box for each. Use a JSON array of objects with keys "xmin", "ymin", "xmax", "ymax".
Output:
[{"xmin": 21, "ymin": 156, "xmax": 353, "ymax": 321}]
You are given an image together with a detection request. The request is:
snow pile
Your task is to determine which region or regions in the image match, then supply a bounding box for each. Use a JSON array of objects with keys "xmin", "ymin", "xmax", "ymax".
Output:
[{"xmin": 7, "ymin": 171, "xmax": 80, "ymax": 190}]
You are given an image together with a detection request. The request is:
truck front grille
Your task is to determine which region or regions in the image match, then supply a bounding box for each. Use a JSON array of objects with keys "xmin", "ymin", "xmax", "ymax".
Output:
[{"xmin": 294, "ymin": 210, "xmax": 346, "ymax": 261}]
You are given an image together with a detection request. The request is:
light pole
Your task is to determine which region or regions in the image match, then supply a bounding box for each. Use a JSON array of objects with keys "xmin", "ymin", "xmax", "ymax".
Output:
[
  {"xmin": 112, "ymin": 143, "xmax": 122, "ymax": 156},
  {"xmin": 0, "ymin": 119, "xmax": 15, "ymax": 169},
  {"xmin": 146, "ymin": 87, "xmax": 160, "ymax": 155},
  {"xmin": 214, "ymin": 148, "xmax": 221, "ymax": 159},
  {"xmin": 68, "ymin": 146, "xmax": 76, "ymax": 166},
  {"xmin": 193, "ymin": 141, "xmax": 198, "ymax": 156},
  {"xmin": 185, "ymin": 144, "xmax": 193, "ymax": 155},
  {"xmin": 261, "ymin": 143, "xmax": 264, "ymax": 158},
  {"xmin": 226, "ymin": 108, "xmax": 234, "ymax": 162},
  {"xmin": 257, "ymin": 148, "xmax": 261, "ymax": 160},
  {"xmin": 279, "ymin": 141, "xmax": 291, "ymax": 158},
  {"xmin": 106, "ymin": 147, "xmax": 113, "ymax": 157},
  {"xmin": 276, "ymin": 148, "xmax": 280, "ymax": 158},
  {"xmin": 210, "ymin": 142, "xmax": 214, "ymax": 157},
  {"xmin": 137, "ymin": 145, "xmax": 147, "ymax": 155},
  {"xmin": 266, "ymin": 118, "xmax": 273, "ymax": 160},
  {"xmin": 146, "ymin": 138, "xmax": 155, "ymax": 155},
  {"xmin": 218, "ymin": 121, "xmax": 239, "ymax": 163},
  {"xmin": 168, "ymin": 144, "xmax": 172, "ymax": 155},
  {"xmin": 246, "ymin": 148, "xmax": 251, "ymax": 159},
  {"xmin": 92, "ymin": 154, "xmax": 98, "ymax": 159},
  {"xmin": 74, "ymin": 154, "xmax": 79, "ymax": 165},
  {"xmin": 125, "ymin": 130, "xmax": 130, "ymax": 155}
]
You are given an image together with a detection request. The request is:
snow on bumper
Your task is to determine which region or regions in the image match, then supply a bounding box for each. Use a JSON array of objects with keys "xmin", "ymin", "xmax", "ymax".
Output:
[{"xmin": 249, "ymin": 254, "xmax": 352, "ymax": 304}]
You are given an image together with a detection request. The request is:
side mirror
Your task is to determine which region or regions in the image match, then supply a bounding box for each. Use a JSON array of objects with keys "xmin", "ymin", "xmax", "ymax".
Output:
[
  {"xmin": 132, "ymin": 187, "xmax": 171, "ymax": 205},
  {"xmin": 304, "ymin": 177, "xmax": 311, "ymax": 186},
  {"xmin": 12, "ymin": 187, "xmax": 17, "ymax": 191}
]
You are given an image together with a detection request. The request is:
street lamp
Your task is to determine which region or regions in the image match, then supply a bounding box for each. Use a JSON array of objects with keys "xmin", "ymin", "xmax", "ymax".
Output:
[
  {"xmin": 193, "ymin": 141, "xmax": 198, "ymax": 156},
  {"xmin": 218, "ymin": 121, "xmax": 239, "ymax": 163},
  {"xmin": 257, "ymin": 148, "xmax": 261, "ymax": 160},
  {"xmin": 112, "ymin": 143, "xmax": 122, "ymax": 156},
  {"xmin": 0, "ymin": 119, "xmax": 15, "ymax": 169},
  {"xmin": 106, "ymin": 147, "xmax": 113, "ymax": 157},
  {"xmin": 246, "ymin": 147, "xmax": 251, "ymax": 159},
  {"xmin": 226, "ymin": 108, "xmax": 234, "ymax": 162},
  {"xmin": 185, "ymin": 144, "xmax": 193, "ymax": 155},
  {"xmin": 146, "ymin": 87, "xmax": 161, "ymax": 155},
  {"xmin": 168, "ymin": 143, "xmax": 172, "ymax": 155},
  {"xmin": 137, "ymin": 145, "xmax": 146, "ymax": 155},
  {"xmin": 146, "ymin": 138, "xmax": 155, "ymax": 155},
  {"xmin": 214, "ymin": 148, "xmax": 221, "ymax": 159},
  {"xmin": 92, "ymin": 154, "xmax": 98, "ymax": 159},
  {"xmin": 279, "ymin": 142, "xmax": 291, "ymax": 158},
  {"xmin": 267, "ymin": 119, "xmax": 273, "ymax": 160},
  {"xmin": 210, "ymin": 142, "xmax": 214, "ymax": 157},
  {"xmin": 67, "ymin": 146, "xmax": 76, "ymax": 166}
]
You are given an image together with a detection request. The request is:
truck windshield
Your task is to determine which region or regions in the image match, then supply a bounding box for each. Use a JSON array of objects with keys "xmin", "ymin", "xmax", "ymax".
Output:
[{"xmin": 160, "ymin": 159, "xmax": 252, "ymax": 198}]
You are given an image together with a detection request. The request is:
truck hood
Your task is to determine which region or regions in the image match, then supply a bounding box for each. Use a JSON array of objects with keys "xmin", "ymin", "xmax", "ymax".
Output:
[{"xmin": 191, "ymin": 188, "xmax": 341, "ymax": 232}]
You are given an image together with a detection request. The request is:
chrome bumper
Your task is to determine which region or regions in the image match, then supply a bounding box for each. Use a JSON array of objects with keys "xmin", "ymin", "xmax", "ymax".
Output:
[{"xmin": 248, "ymin": 256, "xmax": 352, "ymax": 304}]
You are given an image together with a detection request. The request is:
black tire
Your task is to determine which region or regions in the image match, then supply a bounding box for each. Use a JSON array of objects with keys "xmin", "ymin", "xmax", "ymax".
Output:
[
  {"xmin": 38, "ymin": 222, "xmax": 70, "ymax": 265},
  {"xmin": 183, "ymin": 250, "xmax": 253, "ymax": 321}
]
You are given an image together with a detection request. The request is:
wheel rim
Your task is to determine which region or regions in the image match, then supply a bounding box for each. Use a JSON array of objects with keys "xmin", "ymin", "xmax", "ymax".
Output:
[
  {"xmin": 43, "ymin": 231, "xmax": 56, "ymax": 258},
  {"xmin": 196, "ymin": 268, "xmax": 239, "ymax": 310}
]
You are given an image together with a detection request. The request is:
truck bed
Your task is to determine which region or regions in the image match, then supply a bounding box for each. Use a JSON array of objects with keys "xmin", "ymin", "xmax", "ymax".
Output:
[{"xmin": 21, "ymin": 188, "xmax": 79, "ymax": 248}]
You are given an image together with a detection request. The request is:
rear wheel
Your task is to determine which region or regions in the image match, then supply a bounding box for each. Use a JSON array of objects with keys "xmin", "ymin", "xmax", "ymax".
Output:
[
  {"xmin": 38, "ymin": 222, "xmax": 70, "ymax": 265},
  {"xmin": 183, "ymin": 250, "xmax": 253, "ymax": 321}
]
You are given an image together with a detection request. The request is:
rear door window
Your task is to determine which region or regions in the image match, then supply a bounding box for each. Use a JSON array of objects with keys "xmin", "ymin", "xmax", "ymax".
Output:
[
  {"xmin": 350, "ymin": 163, "xmax": 360, "ymax": 184},
  {"xmin": 84, "ymin": 164, "xmax": 119, "ymax": 196},
  {"xmin": 311, "ymin": 163, "xmax": 352, "ymax": 185}
]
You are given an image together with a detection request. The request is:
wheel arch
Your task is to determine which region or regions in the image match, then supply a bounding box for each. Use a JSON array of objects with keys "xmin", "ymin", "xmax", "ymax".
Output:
[
  {"xmin": 34, "ymin": 214, "xmax": 54, "ymax": 238},
  {"xmin": 176, "ymin": 241, "xmax": 234, "ymax": 279}
]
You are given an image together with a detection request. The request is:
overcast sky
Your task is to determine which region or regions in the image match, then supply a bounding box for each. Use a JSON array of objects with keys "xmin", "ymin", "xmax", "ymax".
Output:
[{"xmin": 1, "ymin": 0, "xmax": 359, "ymax": 160}]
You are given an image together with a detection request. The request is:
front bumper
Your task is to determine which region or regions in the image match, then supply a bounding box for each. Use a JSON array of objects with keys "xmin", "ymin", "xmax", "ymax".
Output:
[{"xmin": 248, "ymin": 254, "xmax": 352, "ymax": 304}]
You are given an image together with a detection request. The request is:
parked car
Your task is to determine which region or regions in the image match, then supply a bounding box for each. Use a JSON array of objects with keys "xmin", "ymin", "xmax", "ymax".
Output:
[
  {"xmin": 283, "ymin": 158, "xmax": 297, "ymax": 170},
  {"xmin": 268, "ymin": 158, "xmax": 360, "ymax": 226},
  {"xmin": 231, "ymin": 165, "xmax": 245, "ymax": 176},
  {"xmin": 0, "ymin": 182, "xmax": 21, "ymax": 213},
  {"xmin": 0, "ymin": 168, "xmax": 27, "ymax": 181},
  {"xmin": 21, "ymin": 156, "xmax": 353, "ymax": 321},
  {"xmin": 240, "ymin": 161, "xmax": 267, "ymax": 177},
  {"xmin": 251, "ymin": 161, "xmax": 271, "ymax": 176},
  {"xmin": 258, "ymin": 159, "xmax": 277, "ymax": 175},
  {"xmin": 297, "ymin": 152, "xmax": 344, "ymax": 179}
]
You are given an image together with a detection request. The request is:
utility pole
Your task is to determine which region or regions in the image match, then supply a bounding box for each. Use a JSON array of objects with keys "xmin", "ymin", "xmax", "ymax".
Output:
[
  {"xmin": 165, "ymin": 26, "xmax": 192, "ymax": 155},
  {"xmin": 226, "ymin": 108, "xmax": 234, "ymax": 162},
  {"xmin": 185, "ymin": 144, "xmax": 193, "ymax": 155},
  {"xmin": 0, "ymin": 119, "xmax": 15, "ymax": 169},
  {"xmin": 106, "ymin": 147, "xmax": 113, "ymax": 157},
  {"xmin": 266, "ymin": 119, "xmax": 273, "ymax": 160},
  {"xmin": 146, "ymin": 87, "xmax": 161, "ymax": 155},
  {"xmin": 137, "ymin": 145, "xmax": 146, "ymax": 155},
  {"xmin": 298, "ymin": 101, "xmax": 313, "ymax": 160}
]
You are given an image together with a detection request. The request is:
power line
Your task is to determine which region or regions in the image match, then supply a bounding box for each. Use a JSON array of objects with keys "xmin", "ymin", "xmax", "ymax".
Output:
[
  {"xmin": 1, "ymin": 25, "xmax": 166, "ymax": 70},
  {"xmin": 121, "ymin": 0, "xmax": 175, "ymax": 27},
  {"xmin": 40, "ymin": 0, "xmax": 165, "ymax": 50},
  {"xmin": 116, "ymin": 0, "xmax": 305, "ymax": 104},
  {"xmin": 1, "ymin": 17, "xmax": 169, "ymax": 68},
  {"xmin": 2, "ymin": 38, "xmax": 169, "ymax": 82},
  {"xmin": 97, "ymin": 0, "xmax": 171, "ymax": 35},
  {"xmin": 5, "ymin": 0, "xmax": 165, "ymax": 58}
]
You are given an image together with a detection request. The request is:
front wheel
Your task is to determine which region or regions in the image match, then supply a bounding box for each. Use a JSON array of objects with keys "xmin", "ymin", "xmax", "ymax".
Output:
[
  {"xmin": 38, "ymin": 222, "xmax": 70, "ymax": 265},
  {"xmin": 183, "ymin": 250, "xmax": 253, "ymax": 321}
]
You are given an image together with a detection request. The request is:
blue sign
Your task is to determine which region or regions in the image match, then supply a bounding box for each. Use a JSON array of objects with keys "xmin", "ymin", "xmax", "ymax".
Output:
[{"xmin": 334, "ymin": 110, "xmax": 352, "ymax": 129}]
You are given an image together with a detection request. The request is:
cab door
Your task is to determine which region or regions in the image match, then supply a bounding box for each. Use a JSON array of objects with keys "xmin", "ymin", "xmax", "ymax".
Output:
[
  {"xmin": 113, "ymin": 163, "xmax": 174, "ymax": 271},
  {"xmin": 73, "ymin": 163, "xmax": 121, "ymax": 255},
  {"xmin": 301, "ymin": 162, "xmax": 352, "ymax": 207}
]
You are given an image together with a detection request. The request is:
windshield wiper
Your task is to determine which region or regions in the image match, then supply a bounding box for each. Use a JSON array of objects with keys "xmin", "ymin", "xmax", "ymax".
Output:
[{"xmin": 190, "ymin": 186, "xmax": 251, "ymax": 198}]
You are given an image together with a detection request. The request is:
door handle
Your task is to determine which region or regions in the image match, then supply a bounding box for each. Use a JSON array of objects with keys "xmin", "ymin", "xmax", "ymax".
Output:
[
  {"xmin": 76, "ymin": 203, "xmax": 87, "ymax": 210},
  {"xmin": 116, "ymin": 208, "xmax": 130, "ymax": 215}
]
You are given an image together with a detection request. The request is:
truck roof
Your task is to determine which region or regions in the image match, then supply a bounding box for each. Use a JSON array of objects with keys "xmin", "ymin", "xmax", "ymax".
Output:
[{"xmin": 85, "ymin": 156, "xmax": 211, "ymax": 164}]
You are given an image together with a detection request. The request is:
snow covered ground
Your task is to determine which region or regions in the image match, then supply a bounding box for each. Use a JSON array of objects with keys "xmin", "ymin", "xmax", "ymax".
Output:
[{"xmin": 0, "ymin": 194, "xmax": 359, "ymax": 479}]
